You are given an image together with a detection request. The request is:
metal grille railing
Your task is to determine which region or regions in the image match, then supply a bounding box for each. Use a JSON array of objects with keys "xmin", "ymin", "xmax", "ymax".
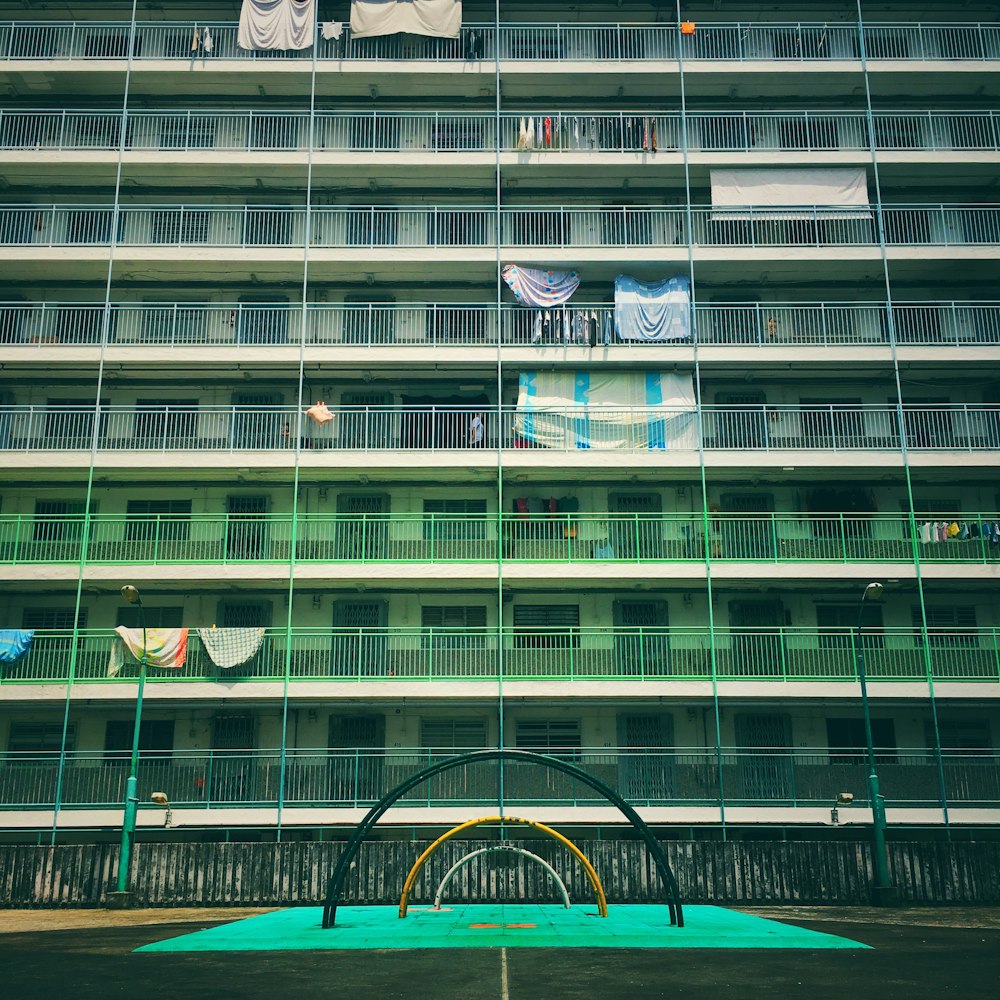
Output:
[
  {"xmin": 2, "ymin": 628, "xmax": 997, "ymax": 686},
  {"xmin": 2, "ymin": 513, "xmax": 999, "ymax": 566},
  {"xmin": 2, "ymin": 301, "xmax": 998, "ymax": 348},
  {"xmin": 1, "ymin": 404, "xmax": 999, "ymax": 453},
  {"xmin": 4, "ymin": 204, "xmax": 1000, "ymax": 248},
  {"xmin": 2, "ymin": 21, "xmax": 999, "ymax": 63},
  {"xmin": 2, "ymin": 109, "xmax": 998, "ymax": 153},
  {"xmin": 1, "ymin": 745, "xmax": 995, "ymax": 811}
]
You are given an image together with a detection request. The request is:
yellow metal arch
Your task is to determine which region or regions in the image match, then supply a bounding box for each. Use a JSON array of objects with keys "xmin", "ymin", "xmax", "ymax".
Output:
[{"xmin": 399, "ymin": 815, "xmax": 609, "ymax": 918}]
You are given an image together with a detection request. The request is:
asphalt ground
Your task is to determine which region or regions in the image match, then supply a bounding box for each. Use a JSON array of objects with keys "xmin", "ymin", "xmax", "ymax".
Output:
[{"xmin": 3, "ymin": 906, "xmax": 999, "ymax": 1000}]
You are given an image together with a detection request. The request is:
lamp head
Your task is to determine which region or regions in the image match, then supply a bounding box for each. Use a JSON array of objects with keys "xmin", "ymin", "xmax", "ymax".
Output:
[
  {"xmin": 151, "ymin": 791, "xmax": 169, "ymax": 806},
  {"xmin": 862, "ymin": 582, "xmax": 884, "ymax": 602},
  {"xmin": 120, "ymin": 585, "xmax": 142, "ymax": 605},
  {"xmin": 836, "ymin": 792, "xmax": 855, "ymax": 806}
]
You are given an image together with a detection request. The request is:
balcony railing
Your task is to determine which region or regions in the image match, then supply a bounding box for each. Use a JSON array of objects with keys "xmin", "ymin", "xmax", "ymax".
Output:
[
  {"xmin": 3, "ymin": 204, "xmax": 1000, "ymax": 249},
  {"xmin": 1, "ymin": 746, "xmax": 995, "ymax": 812},
  {"xmin": 2, "ymin": 21, "xmax": 999, "ymax": 63},
  {"xmin": 1, "ymin": 301, "xmax": 997, "ymax": 349},
  {"xmin": 2, "ymin": 109, "xmax": 998, "ymax": 154},
  {"xmin": 1, "ymin": 404, "xmax": 997, "ymax": 453},
  {"xmin": 2, "ymin": 512, "xmax": 999, "ymax": 566},
  {"xmin": 2, "ymin": 301, "xmax": 997, "ymax": 349},
  {"xmin": 2, "ymin": 628, "xmax": 998, "ymax": 686}
]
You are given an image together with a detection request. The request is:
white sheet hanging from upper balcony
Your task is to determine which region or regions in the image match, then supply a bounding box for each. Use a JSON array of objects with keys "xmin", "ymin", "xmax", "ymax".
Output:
[
  {"xmin": 614, "ymin": 275, "xmax": 691, "ymax": 342},
  {"xmin": 238, "ymin": 0, "xmax": 316, "ymax": 51},
  {"xmin": 515, "ymin": 371, "xmax": 696, "ymax": 450},
  {"xmin": 350, "ymin": 0, "xmax": 462, "ymax": 39},
  {"xmin": 710, "ymin": 168, "xmax": 872, "ymax": 220}
]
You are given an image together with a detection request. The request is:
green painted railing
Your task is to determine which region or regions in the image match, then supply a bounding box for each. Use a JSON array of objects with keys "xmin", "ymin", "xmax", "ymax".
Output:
[
  {"xmin": 2, "ymin": 628, "xmax": 997, "ymax": 685},
  {"xmin": 2, "ymin": 512, "xmax": 999, "ymax": 565},
  {"xmin": 1, "ymin": 746, "xmax": 996, "ymax": 812}
]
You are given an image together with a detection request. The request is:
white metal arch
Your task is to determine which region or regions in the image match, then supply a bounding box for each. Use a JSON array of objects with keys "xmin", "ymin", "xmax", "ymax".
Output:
[{"xmin": 433, "ymin": 845, "xmax": 571, "ymax": 910}]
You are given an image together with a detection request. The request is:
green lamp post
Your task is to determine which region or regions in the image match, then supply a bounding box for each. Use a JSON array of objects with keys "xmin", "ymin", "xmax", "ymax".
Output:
[
  {"xmin": 855, "ymin": 581, "xmax": 896, "ymax": 905},
  {"xmin": 113, "ymin": 584, "xmax": 147, "ymax": 900}
]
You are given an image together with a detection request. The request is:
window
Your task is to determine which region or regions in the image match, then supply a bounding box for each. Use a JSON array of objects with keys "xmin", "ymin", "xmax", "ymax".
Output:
[
  {"xmin": 134, "ymin": 399, "xmax": 198, "ymax": 446},
  {"xmin": 124, "ymin": 499, "xmax": 192, "ymax": 543},
  {"xmin": 115, "ymin": 606, "xmax": 183, "ymax": 629},
  {"xmin": 217, "ymin": 601, "xmax": 272, "ymax": 627},
  {"xmin": 420, "ymin": 718, "xmax": 488, "ymax": 749},
  {"xmin": 150, "ymin": 210, "xmax": 209, "ymax": 245},
  {"xmin": 22, "ymin": 607, "xmax": 87, "ymax": 632},
  {"xmin": 423, "ymin": 498, "xmax": 487, "ymax": 540},
  {"xmin": 421, "ymin": 605, "xmax": 487, "ymax": 649},
  {"xmin": 103, "ymin": 720, "xmax": 174, "ymax": 762},
  {"xmin": 929, "ymin": 720, "xmax": 992, "ymax": 753},
  {"xmin": 915, "ymin": 606, "xmax": 977, "ymax": 646},
  {"xmin": 816, "ymin": 604, "xmax": 884, "ymax": 648},
  {"xmin": 32, "ymin": 500, "xmax": 87, "ymax": 542},
  {"xmin": 8, "ymin": 723, "xmax": 76, "ymax": 754},
  {"xmin": 513, "ymin": 604, "xmax": 580, "ymax": 648},
  {"xmin": 515, "ymin": 719, "xmax": 581, "ymax": 757},
  {"xmin": 826, "ymin": 718, "xmax": 896, "ymax": 766}
]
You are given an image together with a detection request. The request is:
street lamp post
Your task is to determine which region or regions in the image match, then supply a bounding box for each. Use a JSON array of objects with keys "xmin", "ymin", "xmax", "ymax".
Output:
[
  {"xmin": 856, "ymin": 581, "xmax": 896, "ymax": 905},
  {"xmin": 112, "ymin": 584, "xmax": 147, "ymax": 903}
]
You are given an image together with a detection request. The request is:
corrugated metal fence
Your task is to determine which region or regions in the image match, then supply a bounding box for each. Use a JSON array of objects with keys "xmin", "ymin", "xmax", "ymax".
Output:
[{"xmin": 0, "ymin": 840, "xmax": 998, "ymax": 908}]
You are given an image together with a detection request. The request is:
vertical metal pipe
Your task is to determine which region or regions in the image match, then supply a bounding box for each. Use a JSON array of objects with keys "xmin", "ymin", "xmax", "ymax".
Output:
[
  {"xmin": 676, "ymin": 0, "xmax": 727, "ymax": 838},
  {"xmin": 855, "ymin": 0, "xmax": 949, "ymax": 833}
]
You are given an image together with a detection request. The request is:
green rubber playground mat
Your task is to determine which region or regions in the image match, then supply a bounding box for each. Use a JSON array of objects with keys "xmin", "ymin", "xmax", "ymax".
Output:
[{"xmin": 135, "ymin": 904, "xmax": 871, "ymax": 952}]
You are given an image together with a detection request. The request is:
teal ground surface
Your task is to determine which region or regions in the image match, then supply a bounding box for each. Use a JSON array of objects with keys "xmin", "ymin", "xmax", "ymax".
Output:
[{"xmin": 135, "ymin": 904, "xmax": 871, "ymax": 952}]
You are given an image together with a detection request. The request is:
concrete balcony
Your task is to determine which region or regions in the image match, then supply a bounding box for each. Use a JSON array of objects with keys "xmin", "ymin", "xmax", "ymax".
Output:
[
  {"xmin": 0, "ymin": 747, "xmax": 994, "ymax": 824},
  {"xmin": 0, "ymin": 404, "xmax": 997, "ymax": 475},
  {"xmin": 1, "ymin": 301, "xmax": 997, "ymax": 367},
  {"xmin": 1, "ymin": 512, "xmax": 999, "ymax": 572},
  {"xmin": 1, "ymin": 20, "xmax": 998, "ymax": 66},
  {"xmin": 1, "ymin": 628, "xmax": 998, "ymax": 691},
  {"xmin": 1, "ymin": 109, "xmax": 997, "ymax": 159}
]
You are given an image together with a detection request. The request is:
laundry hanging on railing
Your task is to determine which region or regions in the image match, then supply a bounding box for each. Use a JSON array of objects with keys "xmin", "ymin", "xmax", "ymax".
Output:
[
  {"xmin": 0, "ymin": 629, "xmax": 34, "ymax": 665},
  {"xmin": 197, "ymin": 627, "xmax": 267, "ymax": 669},
  {"xmin": 350, "ymin": 0, "xmax": 462, "ymax": 39},
  {"xmin": 238, "ymin": 0, "xmax": 316, "ymax": 51},
  {"xmin": 306, "ymin": 400, "xmax": 335, "ymax": 424},
  {"xmin": 919, "ymin": 519, "xmax": 1000, "ymax": 545},
  {"xmin": 107, "ymin": 626, "xmax": 189, "ymax": 677},
  {"xmin": 515, "ymin": 371, "xmax": 696, "ymax": 450},
  {"xmin": 502, "ymin": 265, "xmax": 580, "ymax": 308},
  {"xmin": 710, "ymin": 167, "xmax": 872, "ymax": 220},
  {"xmin": 614, "ymin": 275, "xmax": 691, "ymax": 342}
]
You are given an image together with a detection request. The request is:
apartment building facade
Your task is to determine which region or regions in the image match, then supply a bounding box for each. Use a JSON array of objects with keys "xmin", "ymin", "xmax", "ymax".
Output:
[{"xmin": 0, "ymin": 0, "xmax": 998, "ymax": 847}]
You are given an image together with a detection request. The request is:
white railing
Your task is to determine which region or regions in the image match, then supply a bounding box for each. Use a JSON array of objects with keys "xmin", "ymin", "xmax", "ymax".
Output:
[
  {"xmin": 1, "ymin": 109, "xmax": 998, "ymax": 153},
  {"xmin": 3, "ymin": 204, "xmax": 1000, "ymax": 248},
  {"xmin": 2, "ymin": 21, "xmax": 999, "ymax": 63},
  {"xmin": 1, "ymin": 404, "xmax": 998, "ymax": 453},
  {"xmin": 2, "ymin": 301, "xmax": 998, "ymax": 349}
]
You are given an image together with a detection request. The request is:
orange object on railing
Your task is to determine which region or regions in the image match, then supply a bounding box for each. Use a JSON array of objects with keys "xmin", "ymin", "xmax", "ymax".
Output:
[{"xmin": 681, "ymin": 21, "xmax": 696, "ymax": 35}]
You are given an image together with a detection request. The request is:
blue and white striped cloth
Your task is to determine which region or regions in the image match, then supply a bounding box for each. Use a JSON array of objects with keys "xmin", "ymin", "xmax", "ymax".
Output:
[{"xmin": 197, "ymin": 627, "xmax": 267, "ymax": 669}]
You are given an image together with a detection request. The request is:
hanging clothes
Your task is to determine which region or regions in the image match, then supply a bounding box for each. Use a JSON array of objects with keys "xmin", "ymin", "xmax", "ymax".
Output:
[
  {"xmin": 197, "ymin": 627, "xmax": 267, "ymax": 669},
  {"xmin": 350, "ymin": 0, "xmax": 462, "ymax": 39},
  {"xmin": 108, "ymin": 627, "xmax": 189, "ymax": 676},
  {"xmin": 614, "ymin": 275, "xmax": 692, "ymax": 342},
  {"xmin": 517, "ymin": 117, "xmax": 528, "ymax": 150},
  {"xmin": 321, "ymin": 21, "xmax": 344, "ymax": 40},
  {"xmin": 239, "ymin": 0, "xmax": 316, "ymax": 51},
  {"xmin": 502, "ymin": 265, "xmax": 580, "ymax": 308},
  {"xmin": 544, "ymin": 116, "xmax": 553, "ymax": 147},
  {"xmin": 306, "ymin": 400, "xmax": 335, "ymax": 424},
  {"xmin": 191, "ymin": 23, "xmax": 200, "ymax": 53},
  {"xmin": 0, "ymin": 629, "xmax": 34, "ymax": 665},
  {"xmin": 202, "ymin": 27, "xmax": 214, "ymax": 53}
]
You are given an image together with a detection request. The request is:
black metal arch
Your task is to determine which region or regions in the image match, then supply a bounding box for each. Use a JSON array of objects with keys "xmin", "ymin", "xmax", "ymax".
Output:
[{"xmin": 321, "ymin": 749, "xmax": 684, "ymax": 928}]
